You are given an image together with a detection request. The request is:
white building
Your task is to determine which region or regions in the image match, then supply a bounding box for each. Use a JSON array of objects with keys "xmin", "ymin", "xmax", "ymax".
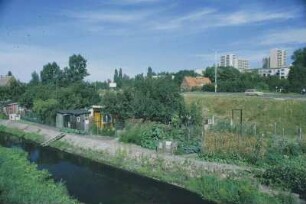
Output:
[
  {"xmin": 268, "ymin": 49, "xmax": 287, "ymax": 68},
  {"xmin": 220, "ymin": 54, "xmax": 249, "ymax": 72},
  {"xmin": 257, "ymin": 66, "xmax": 290, "ymax": 79},
  {"xmin": 220, "ymin": 54, "xmax": 237, "ymax": 68},
  {"xmin": 237, "ymin": 59, "xmax": 249, "ymax": 72}
]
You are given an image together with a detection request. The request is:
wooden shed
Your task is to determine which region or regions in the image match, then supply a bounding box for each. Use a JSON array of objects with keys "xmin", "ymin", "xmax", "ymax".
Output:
[{"xmin": 56, "ymin": 109, "xmax": 90, "ymax": 132}]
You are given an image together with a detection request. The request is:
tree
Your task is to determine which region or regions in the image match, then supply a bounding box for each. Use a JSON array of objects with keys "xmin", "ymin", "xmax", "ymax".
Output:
[
  {"xmin": 114, "ymin": 69, "xmax": 119, "ymax": 83},
  {"xmin": 29, "ymin": 71, "xmax": 40, "ymax": 85},
  {"xmin": 102, "ymin": 89, "xmax": 133, "ymax": 120},
  {"xmin": 204, "ymin": 66, "xmax": 215, "ymax": 82},
  {"xmin": 7, "ymin": 71, "xmax": 12, "ymax": 76},
  {"xmin": 65, "ymin": 54, "xmax": 89, "ymax": 83},
  {"xmin": 119, "ymin": 68, "xmax": 123, "ymax": 79},
  {"xmin": 288, "ymin": 47, "xmax": 306, "ymax": 92},
  {"xmin": 132, "ymin": 77, "xmax": 184, "ymax": 123},
  {"xmin": 33, "ymin": 99, "xmax": 60, "ymax": 125},
  {"xmin": 147, "ymin": 67, "xmax": 153, "ymax": 78},
  {"xmin": 8, "ymin": 79, "xmax": 25, "ymax": 101},
  {"xmin": 40, "ymin": 62, "xmax": 61, "ymax": 84}
]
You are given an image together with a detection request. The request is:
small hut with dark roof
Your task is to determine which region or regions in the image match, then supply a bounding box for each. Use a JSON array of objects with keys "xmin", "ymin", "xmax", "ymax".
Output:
[{"xmin": 56, "ymin": 109, "xmax": 90, "ymax": 132}]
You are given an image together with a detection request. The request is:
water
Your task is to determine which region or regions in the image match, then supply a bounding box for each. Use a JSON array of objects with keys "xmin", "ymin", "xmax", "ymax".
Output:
[{"xmin": 0, "ymin": 134, "xmax": 212, "ymax": 204}]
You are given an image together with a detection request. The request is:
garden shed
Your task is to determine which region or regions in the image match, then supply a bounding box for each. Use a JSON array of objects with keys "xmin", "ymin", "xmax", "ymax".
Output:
[{"xmin": 56, "ymin": 109, "xmax": 90, "ymax": 132}]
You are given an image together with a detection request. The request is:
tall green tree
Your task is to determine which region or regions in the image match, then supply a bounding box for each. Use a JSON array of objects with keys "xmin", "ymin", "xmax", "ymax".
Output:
[
  {"xmin": 114, "ymin": 69, "xmax": 119, "ymax": 83},
  {"xmin": 288, "ymin": 47, "xmax": 306, "ymax": 92},
  {"xmin": 147, "ymin": 67, "xmax": 153, "ymax": 78},
  {"xmin": 65, "ymin": 54, "xmax": 89, "ymax": 83},
  {"xmin": 40, "ymin": 62, "xmax": 61, "ymax": 84},
  {"xmin": 119, "ymin": 68, "xmax": 123, "ymax": 79},
  {"xmin": 29, "ymin": 71, "xmax": 40, "ymax": 85}
]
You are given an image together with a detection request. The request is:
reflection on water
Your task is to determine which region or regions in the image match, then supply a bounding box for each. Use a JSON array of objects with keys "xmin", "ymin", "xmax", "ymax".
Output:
[{"xmin": 0, "ymin": 134, "xmax": 212, "ymax": 204}]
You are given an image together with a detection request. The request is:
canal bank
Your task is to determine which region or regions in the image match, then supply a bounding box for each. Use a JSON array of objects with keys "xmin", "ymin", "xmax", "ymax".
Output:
[
  {"xmin": 0, "ymin": 120, "xmax": 297, "ymax": 204},
  {"xmin": 0, "ymin": 133, "xmax": 210, "ymax": 204}
]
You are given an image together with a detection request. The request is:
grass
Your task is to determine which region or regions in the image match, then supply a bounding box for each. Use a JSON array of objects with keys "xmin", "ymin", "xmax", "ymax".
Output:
[
  {"xmin": 0, "ymin": 146, "xmax": 78, "ymax": 204},
  {"xmin": 0, "ymin": 125, "xmax": 298, "ymax": 204},
  {"xmin": 184, "ymin": 93, "xmax": 306, "ymax": 137}
]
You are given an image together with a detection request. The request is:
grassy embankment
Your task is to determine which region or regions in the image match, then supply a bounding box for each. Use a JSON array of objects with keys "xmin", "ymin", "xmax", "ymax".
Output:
[
  {"xmin": 0, "ymin": 145, "xmax": 78, "ymax": 204},
  {"xmin": 183, "ymin": 93, "xmax": 306, "ymax": 200},
  {"xmin": 0, "ymin": 125, "xmax": 297, "ymax": 204}
]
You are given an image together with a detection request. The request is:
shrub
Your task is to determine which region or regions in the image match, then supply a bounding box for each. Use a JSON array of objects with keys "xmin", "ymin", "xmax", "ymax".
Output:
[{"xmin": 261, "ymin": 157, "xmax": 306, "ymax": 199}]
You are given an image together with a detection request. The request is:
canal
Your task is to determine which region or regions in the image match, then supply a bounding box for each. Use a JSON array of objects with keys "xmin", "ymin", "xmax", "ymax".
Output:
[{"xmin": 0, "ymin": 133, "xmax": 212, "ymax": 204}]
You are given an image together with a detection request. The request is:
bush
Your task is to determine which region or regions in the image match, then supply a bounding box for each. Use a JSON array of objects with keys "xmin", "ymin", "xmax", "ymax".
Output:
[
  {"xmin": 202, "ymin": 84, "xmax": 215, "ymax": 92},
  {"xmin": 261, "ymin": 156, "xmax": 306, "ymax": 199},
  {"xmin": 120, "ymin": 122, "xmax": 168, "ymax": 149}
]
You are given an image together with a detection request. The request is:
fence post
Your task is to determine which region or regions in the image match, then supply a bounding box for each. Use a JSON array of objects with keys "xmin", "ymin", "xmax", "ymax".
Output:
[
  {"xmin": 254, "ymin": 123, "xmax": 257, "ymax": 136},
  {"xmin": 274, "ymin": 122, "xmax": 277, "ymax": 136}
]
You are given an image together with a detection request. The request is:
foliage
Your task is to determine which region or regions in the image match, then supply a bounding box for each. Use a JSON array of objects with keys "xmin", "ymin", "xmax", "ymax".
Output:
[
  {"xmin": 119, "ymin": 122, "xmax": 166, "ymax": 149},
  {"xmin": 0, "ymin": 146, "xmax": 78, "ymax": 204},
  {"xmin": 120, "ymin": 121, "xmax": 201, "ymax": 153},
  {"xmin": 2, "ymin": 125, "xmax": 297, "ymax": 204},
  {"xmin": 89, "ymin": 124, "xmax": 115, "ymax": 136},
  {"xmin": 65, "ymin": 54, "xmax": 89, "ymax": 83},
  {"xmin": 187, "ymin": 175, "xmax": 296, "ymax": 204},
  {"xmin": 0, "ymin": 78, "xmax": 26, "ymax": 101},
  {"xmin": 33, "ymin": 99, "xmax": 60, "ymax": 125},
  {"xmin": 132, "ymin": 77, "xmax": 184, "ymax": 123},
  {"xmin": 102, "ymin": 89, "xmax": 133, "ymax": 120},
  {"xmin": 261, "ymin": 156, "xmax": 306, "ymax": 199},
  {"xmin": 173, "ymin": 70, "xmax": 198, "ymax": 85},
  {"xmin": 40, "ymin": 62, "xmax": 61, "ymax": 84},
  {"xmin": 29, "ymin": 71, "xmax": 40, "ymax": 85},
  {"xmin": 103, "ymin": 77, "xmax": 184, "ymax": 123},
  {"xmin": 147, "ymin": 66, "xmax": 155, "ymax": 78}
]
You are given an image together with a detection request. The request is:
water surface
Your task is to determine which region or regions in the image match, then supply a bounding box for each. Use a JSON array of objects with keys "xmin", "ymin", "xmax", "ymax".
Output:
[{"xmin": 0, "ymin": 133, "xmax": 212, "ymax": 204}]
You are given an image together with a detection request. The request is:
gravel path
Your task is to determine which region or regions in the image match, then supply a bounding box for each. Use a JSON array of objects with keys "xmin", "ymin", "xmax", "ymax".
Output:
[{"xmin": 0, "ymin": 120, "xmax": 249, "ymax": 175}]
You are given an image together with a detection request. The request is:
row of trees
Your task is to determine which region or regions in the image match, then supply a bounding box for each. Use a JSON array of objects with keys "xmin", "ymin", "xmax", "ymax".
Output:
[{"xmin": 1, "ymin": 54, "xmax": 99, "ymax": 125}]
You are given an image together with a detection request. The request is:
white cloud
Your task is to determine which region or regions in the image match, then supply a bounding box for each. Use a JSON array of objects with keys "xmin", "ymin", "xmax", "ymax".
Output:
[
  {"xmin": 152, "ymin": 8, "xmax": 299, "ymax": 31},
  {"xmin": 109, "ymin": 0, "xmax": 160, "ymax": 5},
  {"xmin": 64, "ymin": 10, "xmax": 148, "ymax": 24},
  {"xmin": 260, "ymin": 28, "xmax": 306, "ymax": 45},
  {"xmin": 153, "ymin": 8, "xmax": 216, "ymax": 30}
]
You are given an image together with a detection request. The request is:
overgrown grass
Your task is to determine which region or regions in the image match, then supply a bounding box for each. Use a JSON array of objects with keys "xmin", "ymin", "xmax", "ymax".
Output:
[
  {"xmin": 184, "ymin": 93, "xmax": 306, "ymax": 137},
  {"xmin": 0, "ymin": 146, "xmax": 78, "ymax": 204},
  {"xmin": 1, "ymin": 125, "xmax": 300, "ymax": 204}
]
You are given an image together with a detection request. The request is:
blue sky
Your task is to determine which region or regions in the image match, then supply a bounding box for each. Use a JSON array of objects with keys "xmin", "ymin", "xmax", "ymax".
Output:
[{"xmin": 0, "ymin": 0, "xmax": 306, "ymax": 82}]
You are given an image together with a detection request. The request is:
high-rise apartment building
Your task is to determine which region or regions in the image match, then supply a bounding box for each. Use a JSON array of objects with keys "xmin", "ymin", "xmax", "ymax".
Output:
[
  {"xmin": 220, "ymin": 54, "xmax": 248, "ymax": 72},
  {"xmin": 237, "ymin": 59, "xmax": 249, "ymax": 71},
  {"xmin": 269, "ymin": 49, "xmax": 286, "ymax": 68},
  {"xmin": 220, "ymin": 54, "xmax": 237, "ymax": 68}
]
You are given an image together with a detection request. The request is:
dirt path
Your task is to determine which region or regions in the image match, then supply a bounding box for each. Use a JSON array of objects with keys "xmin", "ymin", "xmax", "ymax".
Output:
[{"xmin": 0, "ymin": 120, "xmax": 249, "ymax": 175}]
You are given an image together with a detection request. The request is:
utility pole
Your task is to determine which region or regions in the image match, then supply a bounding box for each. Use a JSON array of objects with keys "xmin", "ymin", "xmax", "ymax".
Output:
[{"xmin": 214, "ymin": 51, "xmax": 218, "ymax": 93}]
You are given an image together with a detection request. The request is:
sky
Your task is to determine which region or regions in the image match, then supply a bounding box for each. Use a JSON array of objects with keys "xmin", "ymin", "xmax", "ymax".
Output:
[{"xmin": 0, "ymin": 0, "xmax": 306, "ymax": 82}]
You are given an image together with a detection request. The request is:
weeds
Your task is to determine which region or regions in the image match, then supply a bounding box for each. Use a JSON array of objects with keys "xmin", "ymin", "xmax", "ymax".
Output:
[{"xmin": 0, "ymin": 146, "xmax": 78, "ymax": 204}]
